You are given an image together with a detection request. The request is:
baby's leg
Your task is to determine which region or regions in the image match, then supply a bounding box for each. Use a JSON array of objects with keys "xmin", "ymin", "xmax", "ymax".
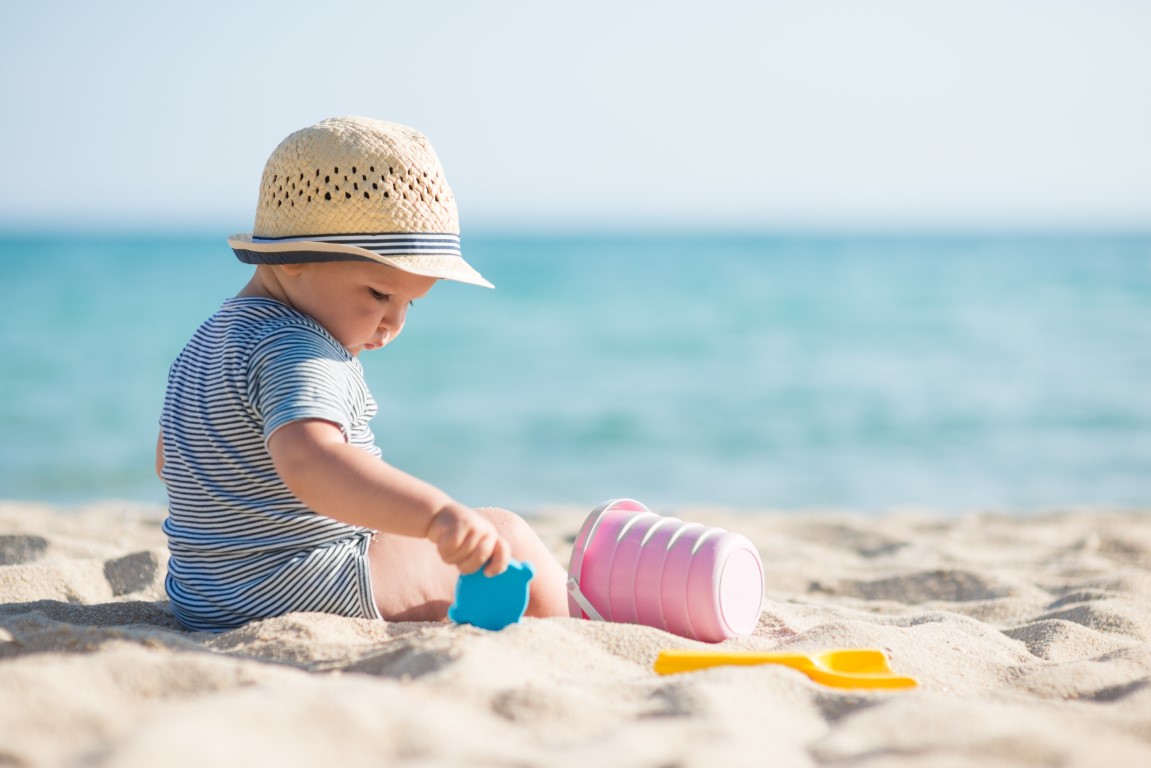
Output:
[
  {"xmin": 476, "ymin": 507, "xmax": 571, "ymax": 619},
  {"xmin": 366, "ymin": 532, "xmax": 458, "ymax": 622},
  {"xmin": 367, "ymin": 507, "xmax": 571, "ymax": 622}
]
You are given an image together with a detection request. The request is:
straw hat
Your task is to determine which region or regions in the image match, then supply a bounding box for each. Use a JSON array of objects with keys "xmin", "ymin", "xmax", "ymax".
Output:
[{"xmin": 228, "ymin": 116, "xmax": 492, "ymax": 288}]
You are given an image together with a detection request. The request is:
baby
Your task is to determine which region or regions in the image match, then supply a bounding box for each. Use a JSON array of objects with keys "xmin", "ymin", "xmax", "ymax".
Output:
[{"xmin": 157, "ymin": 116, "xmax": 570, "ymax": 632}]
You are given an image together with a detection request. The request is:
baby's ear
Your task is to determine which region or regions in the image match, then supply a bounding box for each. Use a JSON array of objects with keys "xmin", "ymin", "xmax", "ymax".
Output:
[{"xmin": 277, "ymin": 263, "xmax": 306, "ymax": 278}]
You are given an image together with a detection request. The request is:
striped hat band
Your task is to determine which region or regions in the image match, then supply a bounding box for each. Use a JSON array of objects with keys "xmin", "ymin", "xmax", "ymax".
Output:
[
  {"xmin": 251, "ymin": 232, "xmax": 461, "ymax": 258},
  {"xmin": 226, "ymin": 230, "xmax": 492, "ymax": 288}
]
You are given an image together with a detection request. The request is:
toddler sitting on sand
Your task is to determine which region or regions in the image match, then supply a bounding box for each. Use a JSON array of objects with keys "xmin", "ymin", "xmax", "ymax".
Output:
[{"xmin": 156, "ymin": 116, "xmax": 569, "ymax": 632}]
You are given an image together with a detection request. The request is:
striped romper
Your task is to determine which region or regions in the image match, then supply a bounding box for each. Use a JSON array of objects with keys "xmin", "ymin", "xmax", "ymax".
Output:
[{"xmin": 160, "ymin": 297, "xmax": 383, "ymax": 632}]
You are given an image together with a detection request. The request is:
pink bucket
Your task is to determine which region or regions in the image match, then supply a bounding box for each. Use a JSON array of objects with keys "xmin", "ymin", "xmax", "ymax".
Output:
[{"xmin": 567, "ymin": 499, "xmax": 764, "ymax": 642}]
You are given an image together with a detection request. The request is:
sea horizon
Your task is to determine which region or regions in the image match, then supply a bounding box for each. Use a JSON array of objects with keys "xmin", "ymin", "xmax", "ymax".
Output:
[{"xmin": 2, "ymin": 229, "xmax": 1148, "ymax": 514}]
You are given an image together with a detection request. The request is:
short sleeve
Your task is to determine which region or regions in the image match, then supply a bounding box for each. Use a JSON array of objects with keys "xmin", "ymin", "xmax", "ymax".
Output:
[{"xmin": 246, "ymin": 323, "xmax": 363, "ymax": 443}]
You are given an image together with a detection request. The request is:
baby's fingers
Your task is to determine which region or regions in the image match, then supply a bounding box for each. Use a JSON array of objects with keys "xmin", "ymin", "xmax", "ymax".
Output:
[
  {"xmin": 456, "ymin": 530, "xmax": 501, "ymax": 575},
  {"xmin": 427, "ymin": 508, "xmax": 475, "ymax": 561},
  {"xmin": 436, "ymin": 527, "xmax": 478, "ymax": 567},
  {"xmin": 426, "ymin": 505, "xmax": 510, "ymax": 575},
  {"xmin": 482, "ymin": 538, "xmax": 512, "ymax": 577},
  {"xmin": 435, "ymin": 523, "xmax": 490, "ymax": 570}
]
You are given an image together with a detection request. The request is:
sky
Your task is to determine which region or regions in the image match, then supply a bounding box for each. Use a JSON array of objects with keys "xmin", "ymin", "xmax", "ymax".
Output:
[{"xmin": 2, "ymin": 0, "xmax": 1149, "ymax": 232}]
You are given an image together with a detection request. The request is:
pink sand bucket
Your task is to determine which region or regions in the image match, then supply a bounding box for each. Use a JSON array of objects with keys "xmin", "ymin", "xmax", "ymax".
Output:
[{"xmin": 567, "ymin": 499, "xmax": 764, "ymax": 642}]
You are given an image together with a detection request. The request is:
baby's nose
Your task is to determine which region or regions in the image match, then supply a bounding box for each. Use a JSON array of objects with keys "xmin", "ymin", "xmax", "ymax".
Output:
[{"xmin": 379, "ymin": 305, "xmax": 407, "ymax": 332}]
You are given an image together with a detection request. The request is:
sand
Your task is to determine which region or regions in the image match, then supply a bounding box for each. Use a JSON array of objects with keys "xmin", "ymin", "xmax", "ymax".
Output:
[{"xmin": 2, "ymin": 501, "xmax": 1150, "ymax": 767}]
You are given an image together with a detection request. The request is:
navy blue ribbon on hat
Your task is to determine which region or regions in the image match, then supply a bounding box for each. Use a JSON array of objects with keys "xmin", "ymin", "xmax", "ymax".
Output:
[{"xmin": 251, "ymin": 232, "xmax": 462, "ymax": 258}]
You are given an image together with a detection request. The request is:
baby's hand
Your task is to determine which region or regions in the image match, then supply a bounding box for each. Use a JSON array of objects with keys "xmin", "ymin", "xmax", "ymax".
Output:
[{"xmin": 426, "ymin": 503, "xmax": 511, "ymax": 577}]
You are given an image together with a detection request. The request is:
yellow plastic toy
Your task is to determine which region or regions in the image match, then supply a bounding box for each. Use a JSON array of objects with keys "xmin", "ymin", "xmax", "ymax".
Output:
[{"xmin": 654, "ymin": 648, "xmax": 918, "ymax": 690}]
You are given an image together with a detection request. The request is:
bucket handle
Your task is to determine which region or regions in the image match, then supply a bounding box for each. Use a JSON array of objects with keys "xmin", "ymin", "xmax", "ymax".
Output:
[
  {"xmin": 566, "ymin": 576, "xmax": 605, "ymax": 622},
  {"xmin": 567, "ymin": 498, "xmax": 652, "ymax": 623}
]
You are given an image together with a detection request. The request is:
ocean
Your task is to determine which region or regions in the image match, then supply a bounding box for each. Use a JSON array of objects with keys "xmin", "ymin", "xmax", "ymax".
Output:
[{"xmin": 1, "ymin": 232, "xmax": 1148, "ymax": 514}]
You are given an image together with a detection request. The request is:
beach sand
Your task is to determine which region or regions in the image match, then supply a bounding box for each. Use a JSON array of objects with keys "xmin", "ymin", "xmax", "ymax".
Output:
[{"xmin": 2, "ymin": 501, "xmax": 1150, "ymax": 767}]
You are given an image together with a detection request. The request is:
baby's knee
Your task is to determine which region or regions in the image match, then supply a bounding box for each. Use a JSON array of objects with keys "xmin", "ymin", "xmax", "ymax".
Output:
[
  {"xmin": 475, "ymin": 506, "xmax": 534, "ymax": 547},
  {"xmin": 476, "ymin": 507, "xmax": 569, "ymax": 618},
  {"xmin": 475, "ymin": 506, "xmax": 560, "ymax": 570}
]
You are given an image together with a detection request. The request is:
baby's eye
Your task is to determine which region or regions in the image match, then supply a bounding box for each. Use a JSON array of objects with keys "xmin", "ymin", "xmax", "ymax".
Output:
[{"xmin": 369, "ymin": 288, "xmax": 389, "ymax": 301}]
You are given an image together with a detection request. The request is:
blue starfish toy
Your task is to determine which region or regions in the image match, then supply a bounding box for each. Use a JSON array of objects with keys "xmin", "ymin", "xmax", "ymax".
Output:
[{"xmin": 448, "ymin": 559, "xmax": 535, "ymax": 631}]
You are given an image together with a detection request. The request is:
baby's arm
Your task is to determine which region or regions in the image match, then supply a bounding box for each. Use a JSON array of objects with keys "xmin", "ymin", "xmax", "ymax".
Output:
[
  {"xmin": 155, "ymin": 432, "xmax": 164, "ymax": 479},
  {"xmin": 267, "ymin": 419, "xmax": 510, "ymax": 577}
]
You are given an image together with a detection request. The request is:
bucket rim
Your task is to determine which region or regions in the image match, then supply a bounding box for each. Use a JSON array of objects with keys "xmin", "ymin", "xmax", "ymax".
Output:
[{"xmin": 567, "ymin": 498, "xmax": 655, "ymax": 617}]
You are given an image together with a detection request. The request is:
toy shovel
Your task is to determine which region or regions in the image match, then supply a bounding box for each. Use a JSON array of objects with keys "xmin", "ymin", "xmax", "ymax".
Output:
[{"xmin": 654, "ymin": 648, "xmax": 918, "ymax": 690}]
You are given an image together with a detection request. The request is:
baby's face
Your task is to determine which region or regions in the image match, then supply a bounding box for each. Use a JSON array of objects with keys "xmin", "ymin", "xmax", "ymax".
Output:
[{"xmin": 278, "ymin": 261, "xmax": 438, "ymax": 355}]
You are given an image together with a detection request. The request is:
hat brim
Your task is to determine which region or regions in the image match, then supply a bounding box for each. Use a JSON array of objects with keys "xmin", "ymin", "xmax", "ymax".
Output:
[{"xmin": 227, "ymin": 233, "xmax": 494, "ymax": 289}]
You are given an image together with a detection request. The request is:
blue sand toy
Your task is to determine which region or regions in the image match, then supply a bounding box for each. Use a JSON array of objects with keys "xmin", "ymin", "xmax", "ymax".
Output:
[{"xmin": 448, "ymin": 559, "xmax": 535, "ymax": 631}]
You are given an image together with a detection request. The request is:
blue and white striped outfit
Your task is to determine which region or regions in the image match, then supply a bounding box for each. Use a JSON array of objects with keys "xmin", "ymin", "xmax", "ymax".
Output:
[{"xmin": 160, "ymin": 297, "xmax": 382, "ymax": 632}]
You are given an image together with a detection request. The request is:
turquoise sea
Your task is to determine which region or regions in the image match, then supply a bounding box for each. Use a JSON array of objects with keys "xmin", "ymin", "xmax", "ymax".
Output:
[{"xmin": 1, "ymin": 232, "xmax": 1148, "ymax": 513}]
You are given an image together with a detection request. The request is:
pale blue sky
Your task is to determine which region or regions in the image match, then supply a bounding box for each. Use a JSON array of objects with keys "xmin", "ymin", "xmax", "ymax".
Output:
[{"xmin": 2, "ymin": 0, "xmax": 1149, "ymax": 231}]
